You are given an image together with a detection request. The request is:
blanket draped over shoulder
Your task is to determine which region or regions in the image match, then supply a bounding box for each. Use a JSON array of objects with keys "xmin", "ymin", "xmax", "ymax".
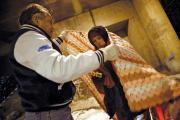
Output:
[{"xmin": 59, "ymin": 30, "xmax": 180, "ymax": 112}]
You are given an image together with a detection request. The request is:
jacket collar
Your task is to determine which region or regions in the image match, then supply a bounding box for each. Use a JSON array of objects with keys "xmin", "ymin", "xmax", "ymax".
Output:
[{"xmin": 20, "ymin": 24, "xmax": 51, "ymax": 40}]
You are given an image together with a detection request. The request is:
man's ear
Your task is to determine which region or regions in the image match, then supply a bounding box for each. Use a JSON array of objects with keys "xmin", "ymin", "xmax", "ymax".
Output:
[{"xmin": 32, "ymin": 13, "xmax": 41, "ymax": 25}]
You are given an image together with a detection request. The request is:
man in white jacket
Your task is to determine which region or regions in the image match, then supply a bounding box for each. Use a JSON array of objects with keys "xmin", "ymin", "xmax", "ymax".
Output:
[{"xmin": 9, "ymin": 3, "xmax": 119, "ymax": 120}]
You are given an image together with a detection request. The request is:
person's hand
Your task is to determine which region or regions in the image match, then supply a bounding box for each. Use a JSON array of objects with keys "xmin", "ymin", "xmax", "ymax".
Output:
[{"xmin": 100, "ymin": 43, "xmax": 119, "ymax": 62}]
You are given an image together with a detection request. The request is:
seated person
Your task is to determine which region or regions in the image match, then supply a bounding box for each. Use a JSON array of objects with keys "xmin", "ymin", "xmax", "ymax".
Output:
[{"xmin": 88, "ymin": 26, "xmax": 145, "ymax": 120}]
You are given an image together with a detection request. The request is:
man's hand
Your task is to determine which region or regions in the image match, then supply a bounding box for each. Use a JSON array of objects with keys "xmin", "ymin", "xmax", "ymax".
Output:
[{"xmin": 100, "ymin": 43, "xmax": 119, "ymax": 62}]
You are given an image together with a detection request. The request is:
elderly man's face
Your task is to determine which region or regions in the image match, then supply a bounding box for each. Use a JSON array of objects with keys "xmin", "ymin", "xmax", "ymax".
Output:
[{"xmin": 32, "ymin": 12, "xmax": 54, "ymax": 37}]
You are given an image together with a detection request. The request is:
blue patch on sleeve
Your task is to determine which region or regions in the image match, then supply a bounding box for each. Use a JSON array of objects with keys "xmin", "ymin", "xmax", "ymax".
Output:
[{"xmin": 38, "ymin": 45, "xmax": 51, "ymax": 52}]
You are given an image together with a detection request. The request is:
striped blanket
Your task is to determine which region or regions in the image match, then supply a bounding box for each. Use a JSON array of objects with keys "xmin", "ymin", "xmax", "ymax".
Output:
[{"xmin": 59, "ymin": 30, "xmax": 180, "ymax": 112}]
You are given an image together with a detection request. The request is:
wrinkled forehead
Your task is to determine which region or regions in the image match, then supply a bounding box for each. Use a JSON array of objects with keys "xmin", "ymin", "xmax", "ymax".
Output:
[
  {"xmin": 42, "ymin": 10, "xmax": 52, "ymax": 17},
  {"xmin": 38, "ymin": 10, "xmax": 53, "ymax": 22}
]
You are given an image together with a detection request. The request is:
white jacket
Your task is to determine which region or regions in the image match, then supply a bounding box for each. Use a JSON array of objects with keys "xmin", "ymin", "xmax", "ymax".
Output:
[{"xmin": 14, "ymin": 25, "xmax": 103, "ymax": 84}]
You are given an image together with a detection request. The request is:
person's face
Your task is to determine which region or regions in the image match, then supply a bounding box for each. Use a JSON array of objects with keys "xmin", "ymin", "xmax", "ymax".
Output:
[
  {"xmin": 32, "ymin": 12, "xmax": 54, "ymax": 37},
  {"xmin": 91, "ymin": 35, "xmax": 106, "ymax": 49}
]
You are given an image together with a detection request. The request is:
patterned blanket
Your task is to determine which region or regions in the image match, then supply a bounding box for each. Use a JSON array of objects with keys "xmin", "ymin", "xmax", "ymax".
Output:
[{"xmin": 59, "ymin": 30, "xmax": 180, "ymax": 112}]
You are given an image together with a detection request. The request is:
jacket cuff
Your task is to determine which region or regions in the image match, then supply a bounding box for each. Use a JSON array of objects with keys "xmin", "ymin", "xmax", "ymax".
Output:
[{"xmin": 95, "ymin": 50, "xmax": 104, "ymax": 65}]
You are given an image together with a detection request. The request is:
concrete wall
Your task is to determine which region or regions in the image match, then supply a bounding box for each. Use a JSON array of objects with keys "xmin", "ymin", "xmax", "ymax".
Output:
[
  {"xmin": 54, "ymin": 12, "xmax": 94, "ymax": 34},
  {"xmin": 53, "ymin": 0, "xmax": 179, "ymax": 72},
  {"xmin": 91, "ymin": 0, "xmax": 133, "ymax": 26},
  {"xmin": 54, "ymin": 0, "xmax": 134, "ymax": 33},
  {"xmin": 128, "ymin": 16, "xmax": 160, "ymax": 67}
]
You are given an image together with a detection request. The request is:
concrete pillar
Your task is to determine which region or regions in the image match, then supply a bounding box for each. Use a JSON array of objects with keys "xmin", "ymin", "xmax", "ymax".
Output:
[
  {"xmin": 72, "ymin": 0, "xmax": 82, "ymax": 15},
  {"xmin": 128, "ymin": 16, "xmax": 160, "ymax": 67},
  {"xmin": 132, "ymin": 0, "xmax": 180, "ymax": 73}
]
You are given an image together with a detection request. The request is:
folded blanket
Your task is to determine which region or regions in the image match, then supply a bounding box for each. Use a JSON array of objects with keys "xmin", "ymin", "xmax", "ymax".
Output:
[{"xmin": 59, "ymin": 30, "xmax": 180, "ymax": 112}]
